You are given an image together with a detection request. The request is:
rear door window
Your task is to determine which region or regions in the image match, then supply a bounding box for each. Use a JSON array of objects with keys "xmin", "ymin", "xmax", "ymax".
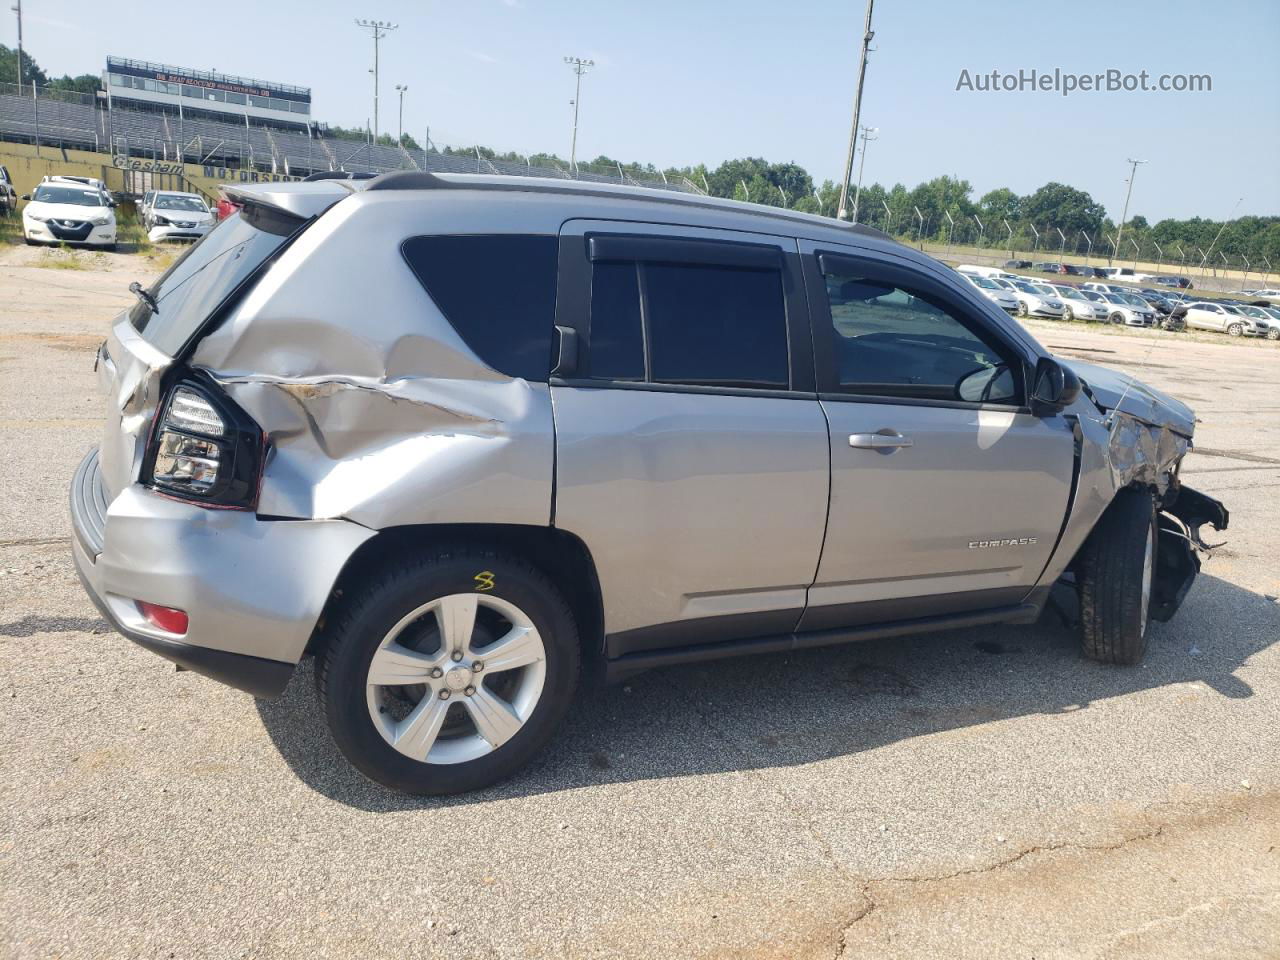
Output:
[
  {"xmin": 402, "ymin": 234, "xmax": 558, "ymax": 382},
  {"xmin": 585, "ymin": 249, "xmax": 789, "ymax": 390}
]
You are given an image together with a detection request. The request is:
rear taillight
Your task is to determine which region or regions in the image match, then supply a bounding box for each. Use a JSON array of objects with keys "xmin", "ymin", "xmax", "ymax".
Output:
[{"xmin": 144, "ymin": 379, "xmax": 264, "ymax": 509}]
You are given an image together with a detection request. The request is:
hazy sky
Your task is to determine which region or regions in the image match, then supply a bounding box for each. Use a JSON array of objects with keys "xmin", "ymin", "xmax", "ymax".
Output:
[{"xmin": 12, "ymin": 0, "xmax": 1280, "ymax": 220}]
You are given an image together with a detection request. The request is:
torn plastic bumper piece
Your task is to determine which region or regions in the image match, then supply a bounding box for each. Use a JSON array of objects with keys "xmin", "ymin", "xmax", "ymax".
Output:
[{"xmin": 1151, "ymin": 485, "xmax": 1229, "ymax": 623}]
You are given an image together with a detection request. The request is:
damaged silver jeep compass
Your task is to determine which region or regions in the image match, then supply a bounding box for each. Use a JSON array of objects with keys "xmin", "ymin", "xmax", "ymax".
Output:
[{"xmin": 70, "ymin": 172, "xmax": 1229, "ymax": 794}]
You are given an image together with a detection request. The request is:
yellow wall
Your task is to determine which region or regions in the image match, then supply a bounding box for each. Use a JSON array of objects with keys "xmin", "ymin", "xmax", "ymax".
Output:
[{"xmin": 1, "ymin": 141, "xmax": 301, "ymax": 206}]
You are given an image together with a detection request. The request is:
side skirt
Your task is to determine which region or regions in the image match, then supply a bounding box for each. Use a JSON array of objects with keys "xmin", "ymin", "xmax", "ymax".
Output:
[{"xmin": 603, "ymin": 602, "xmax": 1041, "ymax": 684}]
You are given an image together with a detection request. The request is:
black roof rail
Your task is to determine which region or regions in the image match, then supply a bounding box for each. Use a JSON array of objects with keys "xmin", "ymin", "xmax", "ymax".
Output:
[
  {"xmin": 364, "ymin": 171, "xmax": 456, "ymax": 191},
  {"xmin": 360, "ymin": 170, "xmax": 896, "ymax": 240},
  {"xmin": 303, "ymin": 171, "xmax": 379, "ymax": 182}
]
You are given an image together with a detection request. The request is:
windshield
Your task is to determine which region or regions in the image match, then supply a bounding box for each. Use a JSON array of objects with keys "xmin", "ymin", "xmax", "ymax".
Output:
[
  {"xmin": 1082, "ymin": 291, "xmax": 1105, "ymax": 302},
  {"xmin": 129, "ymin": 206, "xmax": 301, "ymax": 355},
  {"xmin": 969, "ymin": 276, "xmax": 998, "ymax": 289},
  {"xmin": 1221, "ymin": 305, "xmax": 1242, "ymax": 315},
  {"xmin": 155, "ymin": 195, "xmax": 208, "ymax": 212},
  {"xmin": 1236, "ymin": 306, "xmax": 1265, "ymax": 318},
  {"xmin": 1030, "ymin": 284, "xmax": 1058, "ymax": 296},
  {"xmin": 1055, "ymin": 286, "xmax": 1085, "ymax": 300},
  {"xmin": 32, "ymin": 185, "xmax": 103, "ymax": 206},
  {"xmin": 1119, "ymin": 294, "xmax": 1148, "ymax": 306}
]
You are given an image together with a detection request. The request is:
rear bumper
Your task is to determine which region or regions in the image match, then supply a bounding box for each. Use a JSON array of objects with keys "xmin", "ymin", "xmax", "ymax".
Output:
[{"xmin": 69, "ymin": 447, "xmax": 374, "ymax": 698}]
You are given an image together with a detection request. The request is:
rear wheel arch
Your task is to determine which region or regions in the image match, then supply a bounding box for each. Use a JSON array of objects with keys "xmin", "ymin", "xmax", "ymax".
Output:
[{"xmin": 308, "ymin": 522, "xmax": 606, "ymax": 678}]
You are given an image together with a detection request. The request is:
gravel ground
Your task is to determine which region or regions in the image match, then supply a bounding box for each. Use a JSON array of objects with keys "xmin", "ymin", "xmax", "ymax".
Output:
[{"xmin": 1, "ymin": 253, "xmax": 1277, "ymax": 959}]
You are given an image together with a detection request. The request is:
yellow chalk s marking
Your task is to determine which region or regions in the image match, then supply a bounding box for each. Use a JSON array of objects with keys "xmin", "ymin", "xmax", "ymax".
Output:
[{"xmin": 474, "ymin": 570, "xmax": 496, "ymax": 592}]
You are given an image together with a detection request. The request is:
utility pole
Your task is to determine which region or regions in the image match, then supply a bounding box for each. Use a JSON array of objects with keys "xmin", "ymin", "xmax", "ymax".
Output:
[
  {"xmin": 11, "ymin": 0, "xmax": 22, "ymax": 93},
  {"xmin": 850, "ymin": 125, "xmax": 878, "ymax": 223},
  {"xmin": 837, "ymin": 0, "xmax": 875, "ymax": 220},
  {"xmin": 563, "ymin": 56, "xmax": 593, "ymax": 173},
  {"xmin": 355, "ymin": 19, "xmax": 398, "ymax": 141},
  {"xmin": 395, "ymin": 84, "xmax": 407, "ymax": 143},
  {"xmin": 1110, "ymin": 157, "xmax": 1146, "ymax": 266}
]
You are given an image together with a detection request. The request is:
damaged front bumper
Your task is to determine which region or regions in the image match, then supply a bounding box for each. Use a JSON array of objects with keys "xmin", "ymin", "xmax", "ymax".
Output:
[{"xmin": 1151, "ymin": 486, "xmax": 1230, "ymax": 622}]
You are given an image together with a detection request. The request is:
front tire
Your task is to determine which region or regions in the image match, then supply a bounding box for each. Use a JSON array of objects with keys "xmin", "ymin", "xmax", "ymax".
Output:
[
  {"xmin": 319, "ymin": 547, "xmax": 580, "ymax": 794},
  {"xmin": 1110, "ymin": 312, "xmax": 1125, "ymax": 325},
  {"xmin": 1077, "ymin": 488, "xmax": 1157, "ymax": 665},
  {"xmin": 1063, "ymin": 306, "xmax": 1074, "ymax": 322},
  {"xmin": 1267, "ymin": 328, "xmax": 1280, "ymax": 341},
  {"xmin": 1226, "ymin": 322, "xmax": 1244, "ymax": 337},
  {"xmin": 1016, "ymin": 300, "xmax": 1028, "ymax": 317}
]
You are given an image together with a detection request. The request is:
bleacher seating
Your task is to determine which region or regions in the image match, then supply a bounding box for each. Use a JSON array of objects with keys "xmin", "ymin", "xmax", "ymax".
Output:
[{"xmin": 0, "ymin": 86, "xmax": 701, "ymax": 194}]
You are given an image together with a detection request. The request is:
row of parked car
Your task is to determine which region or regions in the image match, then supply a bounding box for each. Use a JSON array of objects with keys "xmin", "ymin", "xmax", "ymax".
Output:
[
  {"xmin": 1005, "ymin": 259, "xmax": 1196, "ymax": 289},
  {"xmin": 957, "ymin": 265, "xmax": 1280, "ymax": 340},
  {"xmin": 12, "ymin": 173, "xmax": 216, "ymax": 249}
]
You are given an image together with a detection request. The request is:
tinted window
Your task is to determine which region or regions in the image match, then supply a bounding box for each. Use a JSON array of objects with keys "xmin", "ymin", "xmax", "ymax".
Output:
[
  {"xmin": 645, "ymin": 262, "xmax": 787, "ymax": 388},
  {"xmin": 821, "ymin": 270, "xmax": 1018, "ymax": 403},
  {"xmin": 588, "ymin": 261, "xmax": 644, "ymax": 380},
  {"xmin": 584, "ymin": 256, "xmax": 789, "ymax": 390},
  {"xmin": 402, "ymin": 235, "xmax": 558, "ymax": 381}
]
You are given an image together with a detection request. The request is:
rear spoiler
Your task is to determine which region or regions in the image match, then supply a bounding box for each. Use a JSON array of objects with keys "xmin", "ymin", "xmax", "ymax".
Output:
[{"xmin": 220, "ymin": 180, "xmax": 354, "ymax": 221}]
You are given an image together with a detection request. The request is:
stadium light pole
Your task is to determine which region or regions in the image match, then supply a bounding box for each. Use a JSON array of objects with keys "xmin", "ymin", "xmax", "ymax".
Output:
[
  {"xmin": 563, "ymin": 56, "xmax": 593, "ymax": 174},
  {"xmin": 355, "ymin": 19, "xmax": 398, "ymax": 142},
  {"xmin": 850, "ymin": 125, "xmax": 878, "ymax": 223},
  {"xmin": 836, "ymin": 0, "xmax": 875, "ymax": 220},
  {"xmin": 11, "ymin": 0, "xmax": 22, "ymax": 93},
  {"xmin": 1110, "ymin": 157, "xmax": 1146, "ymax": 267},
  {"xmin": 395, "ymin": 84, "xmax": 407, "ymax": 143}
]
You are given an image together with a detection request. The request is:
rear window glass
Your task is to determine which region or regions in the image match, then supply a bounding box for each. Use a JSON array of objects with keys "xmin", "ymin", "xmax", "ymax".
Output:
[
  {"xmin": 130, "ymin": 206, "xmax": 297, "ymax": 355},
  {"xmin": 401, "ymin": 235, "xmax": 558, "ymax": 381}
]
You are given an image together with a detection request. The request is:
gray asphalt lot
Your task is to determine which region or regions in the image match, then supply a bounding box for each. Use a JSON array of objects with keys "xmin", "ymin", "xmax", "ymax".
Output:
[{"xmin": 1, "ymin": 252, "xmax": 1278, "ymax": 959}]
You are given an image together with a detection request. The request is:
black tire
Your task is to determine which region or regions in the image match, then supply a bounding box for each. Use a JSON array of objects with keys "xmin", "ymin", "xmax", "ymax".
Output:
[
  {"xmin": 1063, "ymin": 306, "xmax": 1074, "ymax": 322},
  {"xmin": 1077, "ymin": 488, "xmax": 1157, "ymax": 665},
  {"xmin": 1016, "ymin": 300, "xmax": 1028, "ymax": 317},
  {"xmin": 318, "ymin": 546, "xmax": 579, "ymax": 794},
  {"xmin": 1110, "ymin": 312, "xmax": 1125, "ymax": 325},
  {"xmin": 1267, "ymin": 328, "xmax": 1280, "ymax": 341},
  {"xmin": 1226, "ymin": 322, "xmax": 1243, "ymax": 337}
]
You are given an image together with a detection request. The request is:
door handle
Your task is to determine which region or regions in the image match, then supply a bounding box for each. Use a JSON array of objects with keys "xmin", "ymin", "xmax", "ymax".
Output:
[{"xmin": 849, "ymin": 430, "xmax": 913, "ymax": 451}]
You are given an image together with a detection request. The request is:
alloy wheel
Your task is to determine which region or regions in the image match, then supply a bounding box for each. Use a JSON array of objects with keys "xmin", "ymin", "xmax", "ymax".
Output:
[{"xmin": 365, "ymin": 593, "xmax": 547, "ymax": 765}]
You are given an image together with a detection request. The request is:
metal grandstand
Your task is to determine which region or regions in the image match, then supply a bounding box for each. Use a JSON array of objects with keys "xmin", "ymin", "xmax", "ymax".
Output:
[{"xmin": 0, "ymin": 82, "xmax": 705, "ymax": 195}]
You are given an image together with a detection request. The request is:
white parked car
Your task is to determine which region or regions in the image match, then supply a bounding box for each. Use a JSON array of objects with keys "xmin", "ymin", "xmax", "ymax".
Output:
[
  {"xmin": 146, "ymin": 191, "xmax": 215, "ymax": 242},
  {"xmin": 1178, "ymin": 302, "xmax": 1257, "ymax": 337},
  {"xmin": 1097, "ymin": 292, "xmax": 1157, "ymax": 326},
  {"xmin": 1010, "ymin": 281, "xmax": 1066, "ymax": 318},
  {"xmin": 963, "ymin": 273, "xmax": 1019, "ymax": 312},
  {"xmin": 1083, "ymin": 282, "xmax": 1133, "ymax": 296},
  {"xmin": 1107, "ymin": 267, "xmax": 1154, "ymax": 282},
  {"xmin": 42, "ymin": 174, "xmax": 110, "ymax": 194},
  {"xmin": 1232, "ymin": 305, "xmax": 1280, "ymax": 340},
  {"xmin": 1049, "ymin": 285, "xmax": 1108, "ymax": 322},
  {"xmin": 21, "ymin": 180, "xmax": 117, "ymax": 249}
]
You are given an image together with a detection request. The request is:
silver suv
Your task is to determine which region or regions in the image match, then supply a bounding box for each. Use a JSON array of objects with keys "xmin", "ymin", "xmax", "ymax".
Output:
[{"xmin": 70, "ymin": 173, "xmax": 1228, "ymax": 794}]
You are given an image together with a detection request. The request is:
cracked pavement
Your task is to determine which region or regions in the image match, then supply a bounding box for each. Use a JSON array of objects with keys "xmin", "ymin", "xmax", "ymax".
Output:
[{"xmin": 1, "ymin": 257, "xmax": 1279, "ymax": 959}]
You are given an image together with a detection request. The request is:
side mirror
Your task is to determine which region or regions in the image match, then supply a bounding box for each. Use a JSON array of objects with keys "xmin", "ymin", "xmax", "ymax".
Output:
[
  {"xmin": 20, "ymin": 194, "xmax": 29, "ymax": 201},
  {"xmin": 1031, "ymin": 357, "xmax": 1081, "ymax": 414}
]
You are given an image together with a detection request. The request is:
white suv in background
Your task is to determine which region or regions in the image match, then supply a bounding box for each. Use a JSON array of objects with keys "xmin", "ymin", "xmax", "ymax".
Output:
[{"xmin": 21, "ymin": 180, "xmax": 117, "ymax": 249}]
